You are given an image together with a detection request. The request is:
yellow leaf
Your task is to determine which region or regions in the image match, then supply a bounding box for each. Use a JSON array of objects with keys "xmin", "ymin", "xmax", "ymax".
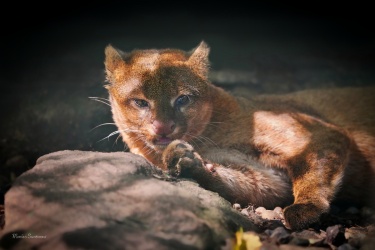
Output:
[{"xmin": 233, "ymin": 228, "xmax": 262, "ymax": 250}]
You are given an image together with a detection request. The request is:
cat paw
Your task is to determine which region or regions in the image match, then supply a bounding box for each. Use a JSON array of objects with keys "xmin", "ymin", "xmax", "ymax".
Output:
[
  {"xmin": 283, "ymin": 203, "xmax": 325, "ymax": 230},
  {"xmin": 162, "ymin": 140, "xmax": 204, "ymax": 177}
]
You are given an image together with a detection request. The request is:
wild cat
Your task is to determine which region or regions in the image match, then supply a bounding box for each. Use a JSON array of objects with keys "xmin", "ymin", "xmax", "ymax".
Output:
[{"xmin": 102, "ymin": 41, "xmax": 375, "ymax": 230}]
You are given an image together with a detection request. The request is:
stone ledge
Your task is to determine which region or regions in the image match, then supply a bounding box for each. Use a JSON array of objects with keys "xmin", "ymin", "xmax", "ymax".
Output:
[{"xmin": 0, "ymin": 150, "xmax": 256, "ymax": 250}]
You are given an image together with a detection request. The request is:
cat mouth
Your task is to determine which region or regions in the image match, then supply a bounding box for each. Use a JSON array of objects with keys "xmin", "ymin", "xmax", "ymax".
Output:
[{"xmin": 153, "ymin": 136, "xmax": 173, "ymax": 147}]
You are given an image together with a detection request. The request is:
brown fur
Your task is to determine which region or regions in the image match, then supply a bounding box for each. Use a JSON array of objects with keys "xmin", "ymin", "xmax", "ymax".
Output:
[{"xmin": 104, "ymin": 42, "xmax": 375, "ymax": 230}]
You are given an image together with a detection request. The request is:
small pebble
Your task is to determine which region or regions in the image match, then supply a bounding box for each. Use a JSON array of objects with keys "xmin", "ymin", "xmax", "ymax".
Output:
[
  {"xmin": 273, "ymin": 207, "xmax": 283, "ymax": 214},
  {"xmin": 241, "ymin": 209, "xmax": 249, "ymax": 216},
  {"xmin": 261, "ymin": 210, "xmax": 279, "ymax": 220},
  {"xmin": 270, "ymin": 226, "xmax": 291, "ymax": 244},
  {"xmin": 326, "ymin": 225, "xmax": 346, "ymax": 246},
  {"xmin": 233, "ymin": 203, "xmax": 241, "ymax": 210},
  {"xmin": 255, "ymin": 206, "xmax": 266, "ymax": 215},
  {"xmin": 289, "ymin": 237, "xmax": 310, "ymax": 246},
  {"xmin": 337, "ymin": 243, "xmax": 357, "ymax": 250},
  {"xmin": 273, "ymin": 207, "xmax": 284, "ymax": 219}
]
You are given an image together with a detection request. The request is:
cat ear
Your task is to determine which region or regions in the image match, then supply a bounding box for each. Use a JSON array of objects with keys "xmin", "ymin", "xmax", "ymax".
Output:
[
  {"xmin": 104, "ymin": 44, "xmax": 127, "ymax": 83},
  {"xmin": 187, "ymin": 41, "xmax": 210, "ymax": 78}
]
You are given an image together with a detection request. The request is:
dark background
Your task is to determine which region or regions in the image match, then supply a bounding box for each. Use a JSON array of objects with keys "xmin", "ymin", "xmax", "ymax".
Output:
[{"xmin": 1, "ymin": 2, "xmax": 374, "ymax": 202}]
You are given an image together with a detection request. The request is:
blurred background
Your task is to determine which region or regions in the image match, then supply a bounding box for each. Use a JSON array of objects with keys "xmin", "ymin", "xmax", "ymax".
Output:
[{"xmin": 1, "ymin": 1, "xmax": 374, "ymax": 202}]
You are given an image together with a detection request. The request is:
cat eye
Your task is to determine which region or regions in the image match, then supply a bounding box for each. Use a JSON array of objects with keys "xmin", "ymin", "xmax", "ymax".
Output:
[
  {"xmin": 175, "ymin": 95, "xmax": 190, "ymax": 107},
  {"xmin": 133, "ymin": 99, "xmax": 149, "ymax": 108}
]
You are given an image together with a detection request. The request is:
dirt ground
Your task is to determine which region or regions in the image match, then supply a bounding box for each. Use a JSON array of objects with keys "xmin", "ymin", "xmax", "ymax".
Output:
[{"xmin": 1, "ymin": 2, "xmax": 374, "ymax": 249}]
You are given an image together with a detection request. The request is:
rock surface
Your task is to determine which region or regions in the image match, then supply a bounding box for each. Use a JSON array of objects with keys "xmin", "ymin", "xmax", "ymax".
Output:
[
  {"xmin": 0, "ymin": 150, "xmax": 256, "ymax": 250},
  {"xmin": 2, "ymin": 152, "xmax": 375, "ymax": 250}
]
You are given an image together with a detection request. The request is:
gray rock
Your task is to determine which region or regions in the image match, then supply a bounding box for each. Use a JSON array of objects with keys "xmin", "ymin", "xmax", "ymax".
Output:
[
  {"xmin": 337, "ymin": 243, "xmax": 357, "ymax": 250},
  {"xmin": 0, "ymin": 150, "xmax": 257, "ymax": 250},
  {"xmin": 325, "ymin": 225, "xmax": 346, "ymax": 247},
  {"xmin": 269, "ymin": 227, "xmax": 291, "ymax": 244}
]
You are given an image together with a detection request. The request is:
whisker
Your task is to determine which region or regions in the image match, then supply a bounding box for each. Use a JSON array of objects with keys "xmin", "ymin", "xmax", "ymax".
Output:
[
  {"xmin": 89, "ymin": 96, "xmax": 110, "ymax": 102},
  {"xmin": 184, "ymin": 133, "xmax": 207, "ymax": 150},
  {"xmin": 132, "ymin": 134, "xmax": 145, "ymax": 144},
  {"xmin": 191, "ymin": 135, "xmax": 207, "ymax": 148},
  {"xmin": 90, "ymin": 123, "xmax": 117, "ymax": 132},
  {"xmin": 210, "ymin": 109, "xmax": 226, "ymax": 116},
  {"xmin": 208, "ymin": 121, "xmax": 224, "ymax": 124},
  {"xmin": 203, "ymin": 122, "xmax": 224, "ymax": 130},
  {"xmin": 97, "ymin": 131, "xmax": 121, "ymax": 142},
  {"xmin": 184, "ymin": 132, "xmax": 219, "ymax": 149},
  {"xmin": 186, "ymin": 137, "xmax": 201, "ymax": 151},
  {"xmin": 115, "ymin": 134, "xmax": 122, "ymax": 144},
  {"xmin": 96, "ymin": 129, "xmax": 139, "ymax": 143},
  {"xmin": 198, "ymin": 135, "xmax": 219, "ymax": 148},
  {"xmin": 140, "ymin": 142, "xmax": 153, "ymax": 156},
  {"xmin": 89, "ymin": 97, "xmax": 111, "ymax": 107},
  {"xmin": 144, "ymin": 147, "xmax": 154, "ymax": 157}
]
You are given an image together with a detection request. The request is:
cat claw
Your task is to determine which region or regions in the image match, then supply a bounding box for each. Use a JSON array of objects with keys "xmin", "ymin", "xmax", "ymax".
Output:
[{"xmin": 162, "ymin": 140, "xmax": 205, "ymax": 177}]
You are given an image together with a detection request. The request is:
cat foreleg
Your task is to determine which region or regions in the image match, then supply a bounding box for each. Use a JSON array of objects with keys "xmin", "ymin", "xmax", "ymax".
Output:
[{"xmin": 162, "ymin": 140, "xmax": 293, "ymax": 209}]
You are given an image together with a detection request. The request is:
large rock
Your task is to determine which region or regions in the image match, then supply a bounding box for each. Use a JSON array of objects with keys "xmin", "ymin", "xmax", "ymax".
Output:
[{"xmin": 0, "ymin": 150, "xmax": 257, "ymax": 250}]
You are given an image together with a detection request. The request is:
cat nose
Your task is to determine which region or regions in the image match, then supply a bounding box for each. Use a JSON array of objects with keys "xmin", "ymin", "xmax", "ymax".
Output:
[{"xmin": 152, "ymin": 120, "xmax": 176, "ymax": 135}]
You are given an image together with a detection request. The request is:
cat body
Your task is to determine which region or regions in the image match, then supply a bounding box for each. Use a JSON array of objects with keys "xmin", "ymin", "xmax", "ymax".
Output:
[{"xmin": 104, "ymin": 42, "xmax": 375, "ymax": 230}]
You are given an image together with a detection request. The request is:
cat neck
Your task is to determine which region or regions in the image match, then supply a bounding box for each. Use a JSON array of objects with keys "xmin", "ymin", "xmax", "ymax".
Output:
[
  {"xmin": 208, "ymin": 84, "xmax": 242, "ymax": 123},
  {"xmin": 194, "ymin": 84, "xmax": 244, "ymax": 147}
]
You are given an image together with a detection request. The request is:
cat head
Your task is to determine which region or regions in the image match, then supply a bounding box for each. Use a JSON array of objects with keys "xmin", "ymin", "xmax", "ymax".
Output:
[{"xmin": 104, "ymin": 41, "xmax": 213, "ymax": 154}]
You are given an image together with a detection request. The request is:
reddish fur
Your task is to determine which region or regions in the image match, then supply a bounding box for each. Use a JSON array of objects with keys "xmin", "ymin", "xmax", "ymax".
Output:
[{"xmin": 104, "ymin": 42, "xmax": 375, "ymax": 230}]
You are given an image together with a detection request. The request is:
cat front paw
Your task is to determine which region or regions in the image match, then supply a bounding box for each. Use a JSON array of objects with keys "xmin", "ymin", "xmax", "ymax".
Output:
[
  {"xmin": 162, "ymin": 140, "xmax": 205, "ymax": 177},
  {"xmin": 283, "ymin": 203, "xmax": 325, "ymax": 230}
]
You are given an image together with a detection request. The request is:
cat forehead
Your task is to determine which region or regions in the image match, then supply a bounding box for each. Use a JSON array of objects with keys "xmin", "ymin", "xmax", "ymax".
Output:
[
  {"xmin": 114, "ymin": 76, "xmax": 199, "ymax": 100},
  {"xmin": 129, "ymin": 50, "xmax": 188, "ymax": 72},
  {"xmin": 135, "ymin": 52, "xmax": 159, "ymax": 71}
]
